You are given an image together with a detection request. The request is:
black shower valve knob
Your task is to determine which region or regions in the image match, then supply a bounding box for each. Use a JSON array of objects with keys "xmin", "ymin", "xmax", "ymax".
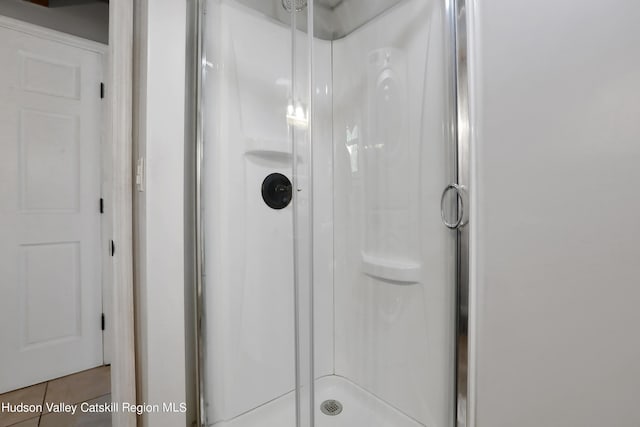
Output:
[{"xmin": 261, "ymin": 173, "xmax": 292, "ymax": 209}]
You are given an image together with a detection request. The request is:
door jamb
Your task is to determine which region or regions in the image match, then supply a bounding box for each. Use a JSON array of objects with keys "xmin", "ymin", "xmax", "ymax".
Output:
[{"xmin": 108, "ymin": 1, "xmax": 137, "ymax": 426}]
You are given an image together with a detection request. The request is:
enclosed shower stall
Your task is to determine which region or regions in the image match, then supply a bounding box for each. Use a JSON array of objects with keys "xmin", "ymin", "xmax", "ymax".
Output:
[{"xmin": 197, "ymin": 0, "xmax": 466, "ymax": 426}]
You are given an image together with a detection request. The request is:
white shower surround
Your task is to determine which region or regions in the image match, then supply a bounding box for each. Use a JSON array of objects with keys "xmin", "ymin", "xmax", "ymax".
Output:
[
  {"xmin": 203, "ymin": 0, "xmax": 455, "ymax": 425},
  {"xmin": 203, "ymin": 2, "xmax": 333, "ymax": 422}
]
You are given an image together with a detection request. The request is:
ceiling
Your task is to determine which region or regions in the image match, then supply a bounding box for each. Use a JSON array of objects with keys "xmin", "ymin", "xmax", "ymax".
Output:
[
  {"xmin": 235, "ymin": 0, "xmax": 404, "ymax": 40},
  {"xmin": 26, "ymin": 0, "xmax": 108, "ymax": 7}
]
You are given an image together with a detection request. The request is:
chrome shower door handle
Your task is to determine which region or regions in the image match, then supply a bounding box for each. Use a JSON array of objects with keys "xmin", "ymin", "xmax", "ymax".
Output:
[{"xmin": 440, "ymin": 183, "xmax": 468, "ymax": 229}]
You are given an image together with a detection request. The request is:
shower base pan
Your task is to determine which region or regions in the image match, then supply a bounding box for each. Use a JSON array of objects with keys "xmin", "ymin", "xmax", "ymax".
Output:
[{"xmin": 212, "ymin": 375, "xmax": 422, "ymax": 427}]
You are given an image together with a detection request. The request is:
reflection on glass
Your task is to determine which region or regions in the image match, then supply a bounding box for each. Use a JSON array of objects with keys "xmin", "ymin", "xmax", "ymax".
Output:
[
  {"xmin": 287, "ymin": 98, "xmax": 309, "ymax": 128},
  {"xmin": 346, "ymin": 124, "xmax": 359, "ymax": 173}
]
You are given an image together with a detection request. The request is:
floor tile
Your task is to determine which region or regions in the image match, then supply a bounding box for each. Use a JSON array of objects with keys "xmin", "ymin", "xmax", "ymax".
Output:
[
  {"xmin": 40, "ymin": 395, "xmax": 111, "ymax": 427},
  {"xmin": 0, "ymin": 383, "xmax": 46, "ymax": 427},
  {"xmin": 44, "ymin": 366, "xmax": 110, "ymax": 413},
  {"xmin": 7, "ymin": 417, "xmax": 39, "ymax": 427}
]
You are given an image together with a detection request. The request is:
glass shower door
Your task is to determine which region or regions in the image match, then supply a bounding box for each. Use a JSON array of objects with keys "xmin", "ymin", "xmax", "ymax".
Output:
[
  {"xmin": 201, "ymin": 1, "xmax": 304, "ymax": 426},
  {"xmin": 288, "ymin": 1, "xmax": 315, "ymax": 426},
  {"xmin": 200, "ymin": 1, "xmax": 458, "ymax": 426},
  {"xmin": 300, "ymin": 0, "xmax": 459, "ymax": 426}
]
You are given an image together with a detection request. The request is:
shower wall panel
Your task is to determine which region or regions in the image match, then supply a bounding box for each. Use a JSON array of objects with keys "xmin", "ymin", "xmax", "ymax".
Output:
[
  {"xmin": 202, "ymin": 1, "xmax": 333, "ymax": 423},
  {"xmin": 332, "ymin": 0, "xmax": 455, "ymax": 426}
]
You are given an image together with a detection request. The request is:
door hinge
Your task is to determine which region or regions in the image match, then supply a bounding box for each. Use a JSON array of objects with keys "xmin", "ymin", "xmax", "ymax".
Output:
[
  {"xmin": 110, "ymin": 240, "xmax": 115, "ymax": 256},
  {"xmin": 101, "ymin": 313, "xmax": 105, "ymax": 331},
  {"xmin": 100, "ymin": 82, "xmax": 105, "ymax": 99},
  {"xmin": 99, "ymin": 198, "xmax": 104, "ymax": 214}
]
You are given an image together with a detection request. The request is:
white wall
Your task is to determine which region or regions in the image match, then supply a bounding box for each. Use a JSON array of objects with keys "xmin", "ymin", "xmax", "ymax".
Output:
[
  {"xmin": 135, "ymin": 0, "xmax": 187, "ymax": 426},
  {"xmin": 0, "ymin": 0, "xmax": 108, "ymax": 44},
  {"xmin": 468, "ymin": 1, "xmax": 640, "ymax": 426}
]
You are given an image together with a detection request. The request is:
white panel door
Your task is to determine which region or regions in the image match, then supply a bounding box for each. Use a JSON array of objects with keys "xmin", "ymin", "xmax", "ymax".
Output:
[{"xmin": 0, "ymin": 24, "xmax": 104, "ymax": 393}]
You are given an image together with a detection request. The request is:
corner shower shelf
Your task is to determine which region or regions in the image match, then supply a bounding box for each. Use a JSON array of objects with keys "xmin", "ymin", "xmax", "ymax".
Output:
[
  {"xmin": 244, "ymin": 137, "xmax": 292, "ymax": 163},
  {"xmin": 361, "ymin": 253, "xmax": 421, "ymax": 284}
]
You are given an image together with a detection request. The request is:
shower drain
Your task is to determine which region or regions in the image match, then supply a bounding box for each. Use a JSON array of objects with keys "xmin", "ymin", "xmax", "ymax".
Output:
[{"xmin": 320, "ymin": 399, "xmax": 343, "ymax": 416}]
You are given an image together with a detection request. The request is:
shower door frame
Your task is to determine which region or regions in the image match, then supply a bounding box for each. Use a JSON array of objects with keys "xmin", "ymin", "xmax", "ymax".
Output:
[
  {"xmin": 191, "ymin": 0, "xmax": 206, "ymax": 425},
  {"xmin": 452, "ymin": 0, "xmax": 471, "ymax": 426},
  {"xmin": 189, "ymin": 0, "xmax": 472, "ymax": 426}
]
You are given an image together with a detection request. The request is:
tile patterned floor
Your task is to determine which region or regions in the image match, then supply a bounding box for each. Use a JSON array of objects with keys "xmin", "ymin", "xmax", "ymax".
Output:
[{"xmin": 0, "ymin": 366, "xmax": 111, "ymax": 427}]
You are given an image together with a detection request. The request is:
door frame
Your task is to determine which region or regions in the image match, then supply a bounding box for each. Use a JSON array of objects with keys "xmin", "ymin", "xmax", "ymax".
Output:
[
  {"xmin": 0, "ymin": 4, "xmax": 136, "ymax": 425},
  {"xmin": 107, "ymin": 1, "xmax": 137, "ymax": 426}
]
